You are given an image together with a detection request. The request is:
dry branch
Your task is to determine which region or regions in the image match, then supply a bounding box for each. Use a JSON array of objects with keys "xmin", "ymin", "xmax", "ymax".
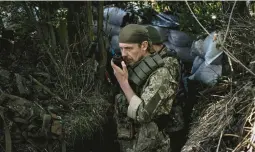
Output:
[{"xmin": 28, "ymin": 75, "xmax": 70, "ymax": 110}]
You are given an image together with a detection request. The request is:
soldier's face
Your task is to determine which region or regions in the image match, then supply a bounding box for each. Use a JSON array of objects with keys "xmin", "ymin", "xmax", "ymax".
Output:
[{"xmin": 119, "ymin": 41, "xmax": 149, "ymax": 66}]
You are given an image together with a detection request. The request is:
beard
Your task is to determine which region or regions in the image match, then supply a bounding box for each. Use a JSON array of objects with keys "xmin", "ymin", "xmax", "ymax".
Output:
[
  {"xmin": 123, "ymin": 55, "xmax": 145, "ymax": 66},
  {"xmin": 123, "ymin": 56, "xmax": 133, "ymax": 65}
]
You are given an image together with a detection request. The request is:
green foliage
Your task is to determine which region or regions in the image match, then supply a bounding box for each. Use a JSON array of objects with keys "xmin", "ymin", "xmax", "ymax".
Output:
[
  {"xmin": 155, "ymin": 1, "xmax": 223, "ymax": 37},
  {"xmin": 116, "ymin": 1, "xmax": 223, "ymax": 37},
  {"xmin": 49, "ymin": 8, "xmax": 68, "ymax": 28}
]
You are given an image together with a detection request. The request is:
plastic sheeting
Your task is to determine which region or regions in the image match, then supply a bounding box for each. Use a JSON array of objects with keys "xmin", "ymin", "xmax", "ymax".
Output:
[
  {"xmin": 153, "ymin": 26, "xmax": 170, "ymax": 42},
  {"xmin": 110, "ymin": 35, "xmax": 119, "ymax": 50},
  {"xmin": 110, "ymin": 35, "xmax": 121, "ymax": 55},
  {"xmin": 190, "ymin": 32, "xmax": 224, "ymax": 65},
  {"xmin": 93, "ymin": 21, "xmax": 120, "ymax": 37},
  {"xmin": 103, "ymin": 7, "xmax": 128, "ymax": 27},
  {"xmin": 189, "ymin": 58, "xmax": 222, "ymax": 86},
  {"xmin": 191, "ymin": 56, "xmax": 205, "ymax": 74},
  {"xmin": 144, "ymin": 25, "xmax": 170, "ymax": 42},
  {"xmin": 168, "ymin": 30, "xmax": 193, "ymax": 47},
  {"xmin": 164, "ymin": 41, "xmax": 195, "ymax": 63},
  {"xmin": 190, "ymin": 39, "xmax": 204, "ymax": 58},
  {"xmin": 203, "ymin": 32, "xmax": 223, "ymax": 65},
  {"xmin": 151, "ymin": 13, "xmax": 179, "ymax": 28}
]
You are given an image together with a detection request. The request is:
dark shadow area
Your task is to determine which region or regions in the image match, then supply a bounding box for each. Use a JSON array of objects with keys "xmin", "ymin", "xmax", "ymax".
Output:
[
  {"xmin": 73, "ymin": 106, "xmax": 120, "ymax": 152},
  {"xmin": 169, "ymin": 79, "xmax": 199, "ymax": 152}
]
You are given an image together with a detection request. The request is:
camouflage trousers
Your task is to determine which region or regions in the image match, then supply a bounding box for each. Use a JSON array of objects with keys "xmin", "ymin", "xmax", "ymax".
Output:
[
  {"xmin": 115, "ymin": 94, "xmax": 171, "ymax": 152},
  {"xmin": 118, "ymin": 122, "xmax": 170, "ymax": 152}
]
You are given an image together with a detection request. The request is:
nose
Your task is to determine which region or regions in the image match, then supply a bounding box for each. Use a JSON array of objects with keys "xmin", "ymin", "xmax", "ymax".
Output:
[{"xmin": 121, "ymin": 49, "xmax": 127, "ymax": 57}]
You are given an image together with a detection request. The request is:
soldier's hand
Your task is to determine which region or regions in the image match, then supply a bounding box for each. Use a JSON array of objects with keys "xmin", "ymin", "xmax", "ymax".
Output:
[{"xmin": 111, "ymin": 60, "xmax": 128, "ymax": 85}]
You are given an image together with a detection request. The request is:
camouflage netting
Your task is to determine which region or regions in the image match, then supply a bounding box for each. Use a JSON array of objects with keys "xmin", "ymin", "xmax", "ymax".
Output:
[{"xmin": 181, "ymin": 16, "xmax": 255, "ymax": 152}]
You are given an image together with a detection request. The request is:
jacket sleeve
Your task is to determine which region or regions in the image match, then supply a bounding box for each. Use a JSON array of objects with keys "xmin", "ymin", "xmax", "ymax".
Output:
[{"xmin": 127, "ymin": 67, "xmax": 178, "ymax": 123}]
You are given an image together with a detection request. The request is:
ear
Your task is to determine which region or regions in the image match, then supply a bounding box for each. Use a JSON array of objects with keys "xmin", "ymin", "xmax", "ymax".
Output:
[{"xmin": 141, "ymin": 41, "xmax": 148, "ymax": 52}]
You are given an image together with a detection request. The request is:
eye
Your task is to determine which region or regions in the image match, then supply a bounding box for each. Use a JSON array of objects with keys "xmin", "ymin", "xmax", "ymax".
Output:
[{"xmin": 125, "ymin": 47, "xmax": 132, "ymax": 51}]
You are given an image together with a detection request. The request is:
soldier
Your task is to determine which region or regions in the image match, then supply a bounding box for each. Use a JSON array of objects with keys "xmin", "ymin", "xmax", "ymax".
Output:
[
  {"xmin": 145, "ymin": 26, "xmax": 165, "ymax": 53},
  {"xmin": 146, "ymin": 26, "xmax": 179, "ymax": 70},
  {"xmin": 146, "ymin": 26, "xmax": 195, "ymax": 152},
  {"xmin": 111, "ymin": 24, "xmax": 180, "ymax": 152}
]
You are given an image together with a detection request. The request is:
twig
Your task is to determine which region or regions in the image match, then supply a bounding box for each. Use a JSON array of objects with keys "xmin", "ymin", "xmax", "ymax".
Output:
[
  {"xmin": 29, "ymin": 75, "xmax": 70, "ymax": 110},
  {"xmin": 247, "ymin": 140, "xmax": 255, "ymax": 150},
  {"xmin": 247, "ymin": 121, "xmax": 255, "ymax": 151},
  {"xmin": 223, "ymin": 0, "xmax": 237, "ymax": 45},
  {"xmin": 216, "ymin": 129, "xmax": 224, "ymax": 152},
  {"xmin": 185, "ymin": 1, "xmax": 211, "ymax": 36},
  {"xmin": 228, "ymin": 56, "xmax": 234, "ymax": 73},
  {"xmin": 185, "ymin": 0, "xmax": 238, "ymax": 87},
  {"xmin": 0, "ymin": 92, "xmax": 45, "ymax": 111},
  {"xmin": 186, "ymin": 1, "xmax": 255, "ymax": 78},
  {"xmin": 223, "ymin": 134, "xmax": 240, "ymax": 138},
  {"xmin": 223, "ymin": 47, "xmax": 255, "ymax": 77},
  {"xmin": 223, "ymin": 1, "xmax": 236, "ymax": 94},
  {"xmin": 228, "ymin": 56, "xmax": 233, "ymax": 94},
  {"xmin": 232, "ymin": 122, "xmax": 255, "ymax": 152}
]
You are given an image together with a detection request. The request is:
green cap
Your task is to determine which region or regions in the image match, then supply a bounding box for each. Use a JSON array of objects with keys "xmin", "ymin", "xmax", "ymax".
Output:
[
  {"xmin": 146, "ymin": 26, "xmax": 163, "ymax": 44},
  {"xmin": 119, "ymin": 24, "xmax": 150, "ymax": 44}
]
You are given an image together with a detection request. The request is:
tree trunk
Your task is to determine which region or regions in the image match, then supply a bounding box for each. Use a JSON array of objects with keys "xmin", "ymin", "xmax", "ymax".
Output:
[
  {"xmin": 46, "ymin": 3, "xmax": 57, "ymax": 49},
  {"xmin": 85, "ymin": 1, "xmax": 95, "ymax": 58},
  {"xmin": 97, "ymin": 1, "xmax": 107, "ymax": 80},
  {"xmin": 0, "ymin": 16, "xmax": 4, "ymax": 29},
  {"xmin": 57, "ymin": 19, "xmax": 69, "ymax": 50}
]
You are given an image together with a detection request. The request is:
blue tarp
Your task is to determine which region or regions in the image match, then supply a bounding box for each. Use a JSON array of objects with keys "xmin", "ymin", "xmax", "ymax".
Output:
[{"xmin": 189, "ymin": 57, "xmax": 222, "ymax": 86}]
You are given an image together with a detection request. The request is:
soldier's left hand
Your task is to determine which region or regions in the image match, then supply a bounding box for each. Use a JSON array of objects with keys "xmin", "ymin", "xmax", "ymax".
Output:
[{"xmin": 111, "ymin": 60, "xmax": 129, "ymax": 85}]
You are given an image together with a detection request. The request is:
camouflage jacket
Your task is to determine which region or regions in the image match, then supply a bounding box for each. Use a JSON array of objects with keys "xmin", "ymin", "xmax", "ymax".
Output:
[
  {"xmin": 131, "ymin": 65, "xmax": 178, "ymax": 123},
  {"xmin": 115, "ymin": 52, "xmax": 181, "ymax": 132},
  {"xmin": 158, "ymin": 45, "xmax": 180, "ymax": 77},
  {"xmin": 158, "ymin": 45, "xmax": 185, "ymax": 133},
  {"xmin": 115, "ymin": 52, "xmax": 184, "ymax": 152}
]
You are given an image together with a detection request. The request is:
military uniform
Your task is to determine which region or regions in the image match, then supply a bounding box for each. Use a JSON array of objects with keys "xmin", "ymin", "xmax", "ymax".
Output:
[
  {"xmin": 159, "ymin": 46, "xmax": 185, "ymax": 133},
  {"xmin": 115, "ymin": 53, "xmax": 180, "ymax": 152},
  {"xmin": 147, "ymin": 25, "xmax": 185, "ymax": 133},
  {"xmin": 114, "ymin": 24, "xmax": 181, "ymax": 152},
  {"xmin": 147, "ymin": 26, "xmax": 189, "ymax": 152}
]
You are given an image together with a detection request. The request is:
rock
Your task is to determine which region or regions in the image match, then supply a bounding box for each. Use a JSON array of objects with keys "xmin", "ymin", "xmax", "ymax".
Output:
[
  {"xmin": 15, "ymin": 73, "xmax": 30, "ymax": 96},
  {"xmin": 33, "ymin": 85, "xmax": 50, "ymax": 100},
  {"xmin": 0, "ymin": 67, "xmax": 11, "ymax": 86}
]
